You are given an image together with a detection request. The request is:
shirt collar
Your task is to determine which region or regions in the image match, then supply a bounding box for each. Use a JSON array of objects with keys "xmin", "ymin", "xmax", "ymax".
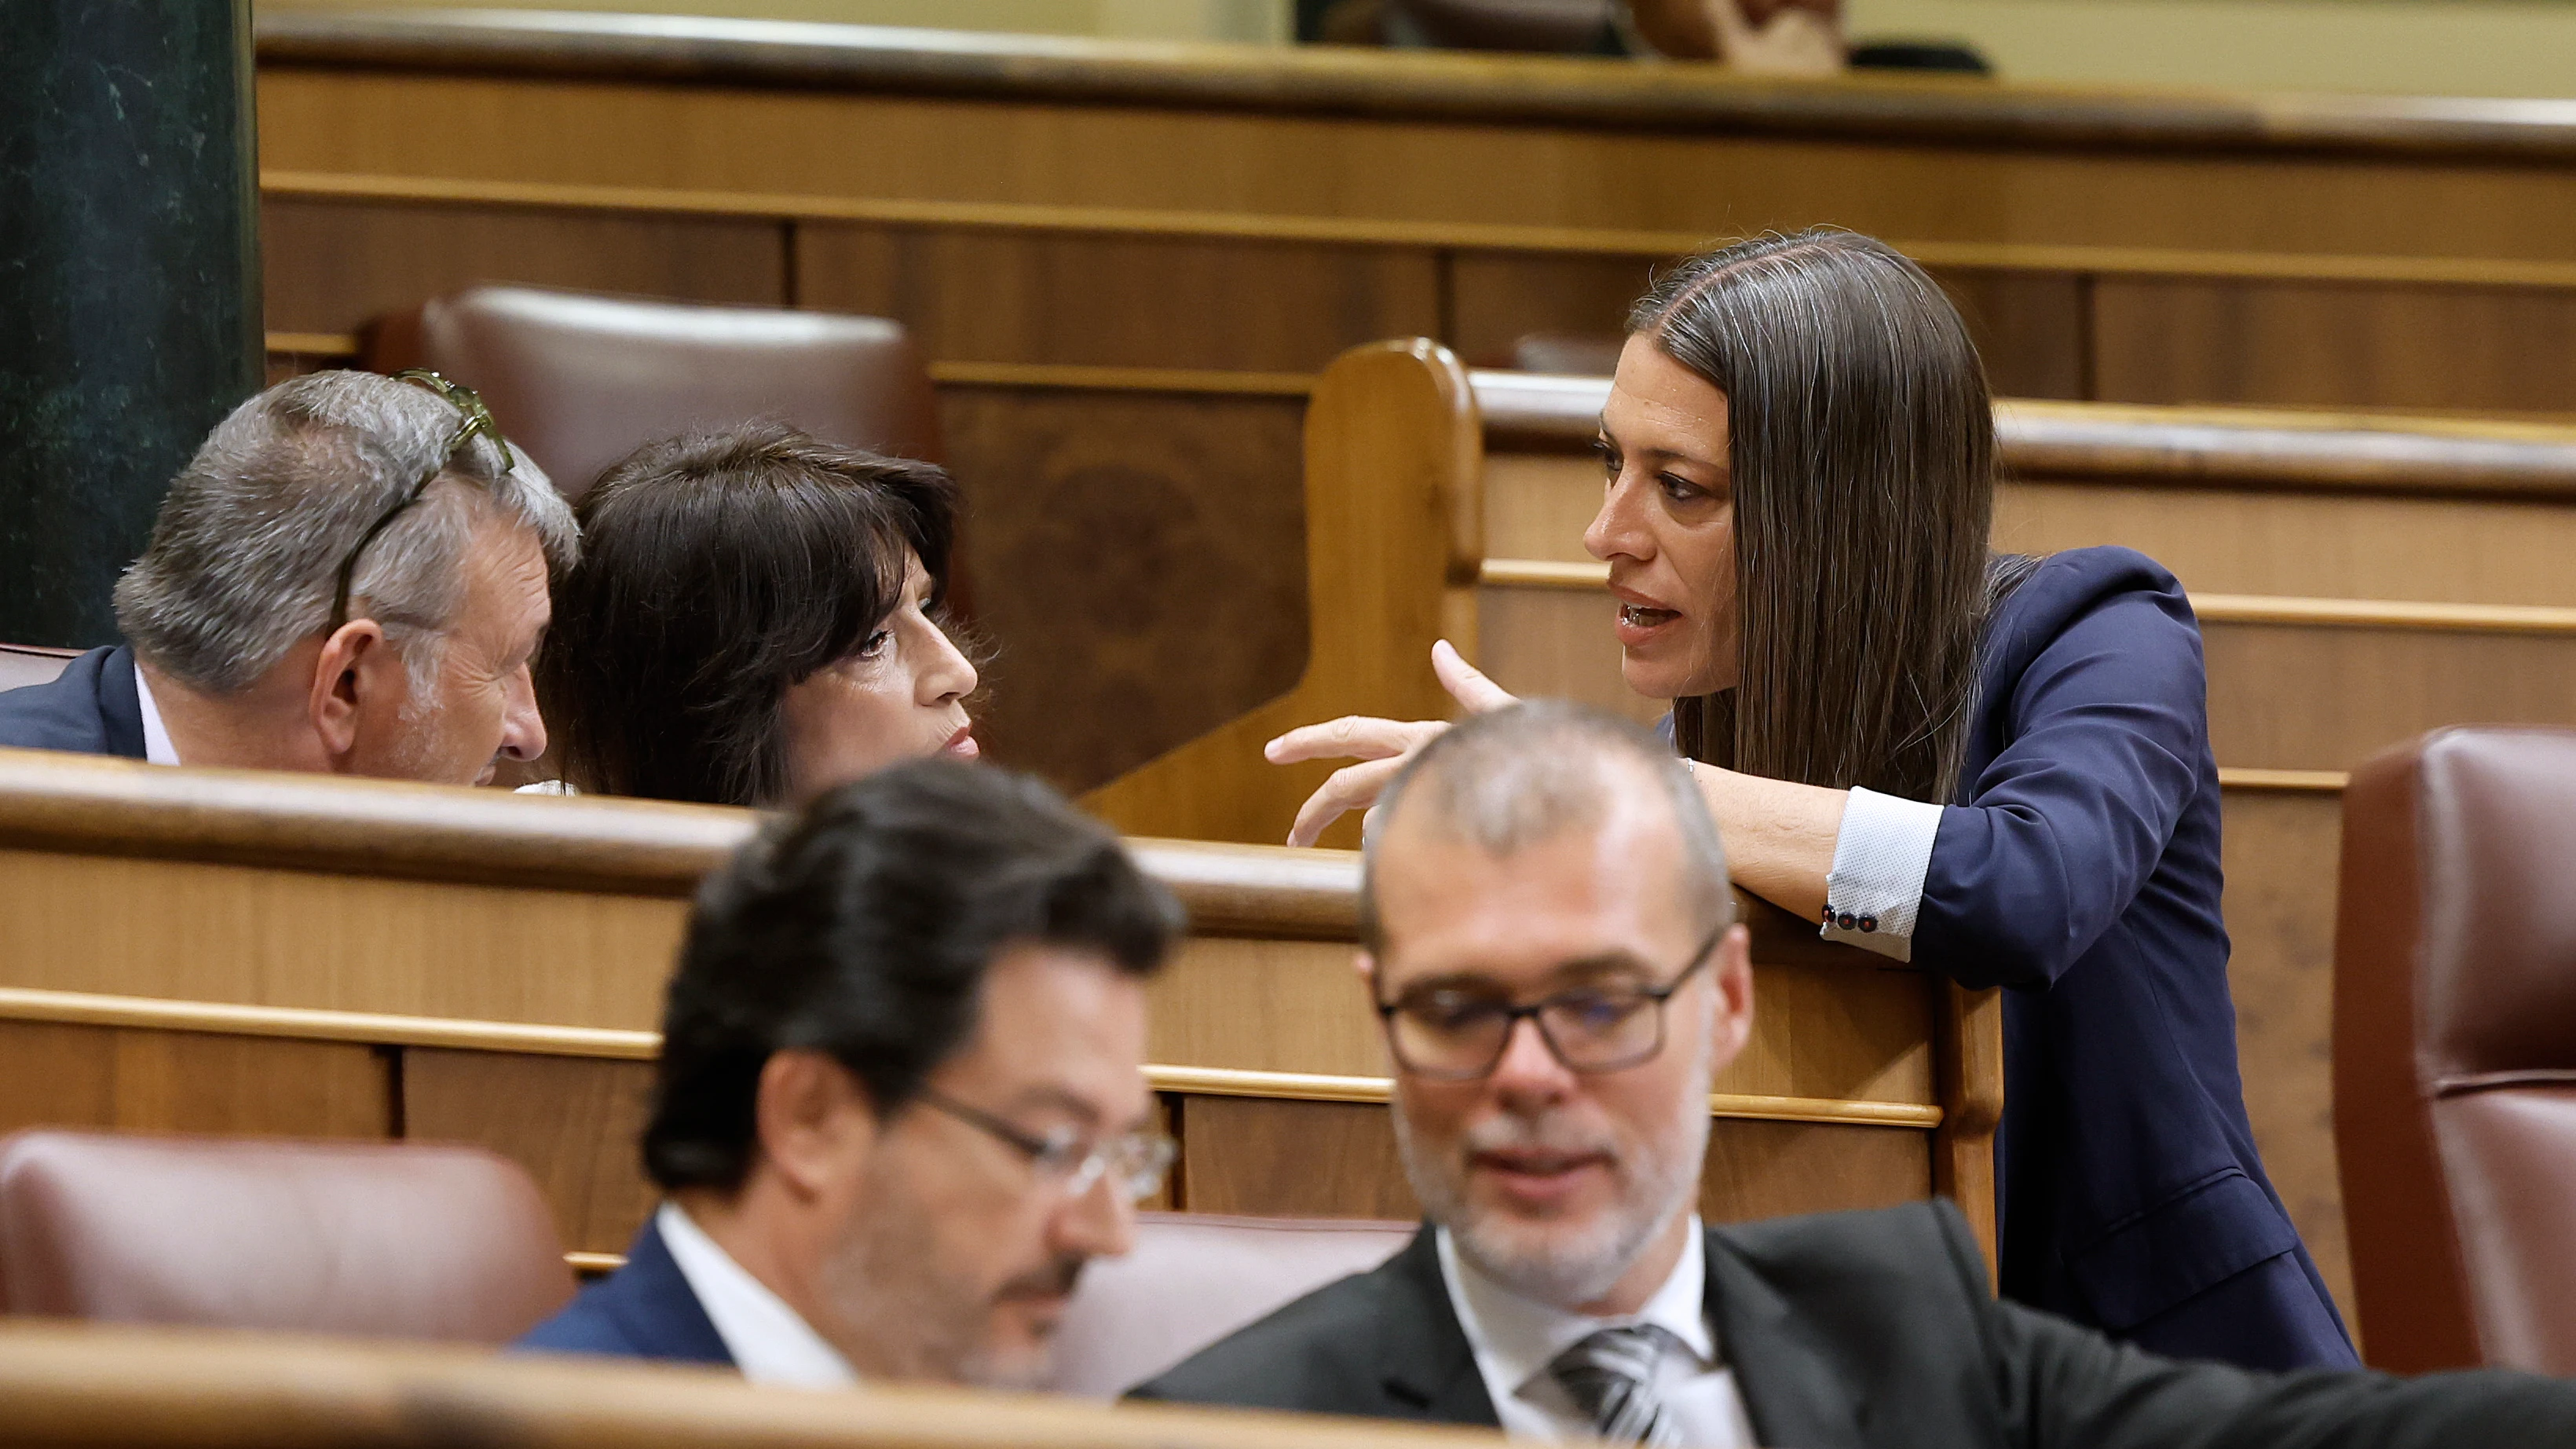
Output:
[
  {"xmin": 1436, "ymin": 1217, "xmax": 1718, "ymax": 1400},
  {"xmin": 132, "ymin": 666, "xmax": 178, "ymax": 767},
  {"xmin": 654, "ymin": 1202, "xmax": 859, "ymax": 1389}
]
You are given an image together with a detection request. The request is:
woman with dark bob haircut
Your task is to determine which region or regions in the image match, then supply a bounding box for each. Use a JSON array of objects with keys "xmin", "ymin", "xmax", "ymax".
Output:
[
  {"xmin": 537, "ymin": 423, "xmax": 978, "ymax": 807},
  {"xmin": 1274, "ymin": 229, "xmax": 2356, "ymax": 1374}
]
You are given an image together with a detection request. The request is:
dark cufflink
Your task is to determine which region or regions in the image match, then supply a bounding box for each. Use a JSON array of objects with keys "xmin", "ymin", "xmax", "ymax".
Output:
[
  {"xmin": 1835, "ymin": 912, "xmax": 1857, "ymax": 930},
  {"xmin": 1858, "ymin": 916, "xmax": 1878, "ymax": 933}
]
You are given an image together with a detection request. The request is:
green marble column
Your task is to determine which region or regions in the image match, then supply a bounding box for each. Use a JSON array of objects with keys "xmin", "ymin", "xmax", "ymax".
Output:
[{"xmin": 0, "ymin": 0, "xmax": 262, "ymax": 647}]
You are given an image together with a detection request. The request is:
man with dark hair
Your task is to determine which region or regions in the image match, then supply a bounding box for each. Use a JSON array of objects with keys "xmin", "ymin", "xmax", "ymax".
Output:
[
  {"xmin": 522, "ymin": 758, "xmax": 1184, "ymax": 1389},
  {"xmin": 1137, "ymin": 701, "xmax": 2576, "ymax": 1447}
]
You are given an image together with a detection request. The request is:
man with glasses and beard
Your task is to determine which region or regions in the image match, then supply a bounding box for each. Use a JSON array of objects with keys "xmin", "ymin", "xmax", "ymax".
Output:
[
  {"xmin": 522, "ymin": 759, "xmax": 1182, "ymax": 1389},
  {"xmin": 1135, "ymin": 701, "xmax": 2576, "ymax": 1447}
]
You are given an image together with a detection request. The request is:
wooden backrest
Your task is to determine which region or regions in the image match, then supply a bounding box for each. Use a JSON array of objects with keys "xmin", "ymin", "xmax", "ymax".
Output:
[
  {"xmin": 0, "ymin": 745, "xmax": 1988, "ymax": 1273},
  {"xmin": 0, "ymin": 1320, "xmax": 1508, "ymax": 1449}
]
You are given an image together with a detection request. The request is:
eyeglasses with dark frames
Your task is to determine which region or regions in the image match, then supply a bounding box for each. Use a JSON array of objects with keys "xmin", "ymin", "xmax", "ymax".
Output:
[
  {"xmin": 914, "ymin": 1085, "xmax": 1176, "ymax": 1205},
  {"xmin": 324, "ymin": 370, "xmax": 508, "ymax": 633},
  {"xmin": 1373, "ymin": 919, "xmax": 1730, "ymax": 1081}
]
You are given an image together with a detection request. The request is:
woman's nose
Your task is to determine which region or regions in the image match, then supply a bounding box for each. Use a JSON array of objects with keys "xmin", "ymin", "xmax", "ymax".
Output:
[
  {"xmin": 920, "ymin": 620, "xmax": 979, "ymax": 705},
  {"xmin": 1585, "ymin": 473, "xmax": 1653, "ymax": 563}
]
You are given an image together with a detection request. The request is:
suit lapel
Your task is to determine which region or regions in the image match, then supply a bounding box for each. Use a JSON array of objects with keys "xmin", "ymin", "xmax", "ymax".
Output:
[
  {"xmin": 97, "ymin": 648, "xmax": 145, "ymax": 761},
  {"xmin": 1373, "ymin": 1228, "xmax": 1501, "ymax": 1427},
  {"xmin": 1705, "ymin": 1227, "xmax": 1869, "ymax": 1449}
]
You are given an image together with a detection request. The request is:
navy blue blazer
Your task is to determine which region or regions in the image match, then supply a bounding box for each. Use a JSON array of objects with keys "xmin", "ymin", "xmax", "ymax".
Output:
[
  {"xmin": 0, "ymin": 646, "xmax": 145, "ymax": 759},
  {"xmin": 1917, "ymin": 547, "xmax": 2352, "ymax": 1370},
  {"xmin": 518, "ymin": 1216, "xmax": 735, "ymax": 1367}
]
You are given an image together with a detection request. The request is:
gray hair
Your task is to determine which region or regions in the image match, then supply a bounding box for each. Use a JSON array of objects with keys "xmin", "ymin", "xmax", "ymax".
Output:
[
  {"xmin": 1361, "ymin": 701, "xmax": 1733, "ymax": 953},
  {"xmin": 112, "ymin": 370, "xmax": 579, "ymax": 699}
]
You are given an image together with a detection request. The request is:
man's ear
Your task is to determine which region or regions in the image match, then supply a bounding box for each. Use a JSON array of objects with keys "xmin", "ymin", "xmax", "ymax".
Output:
[
  {"xmin": 1708, "ymin": 923, "xmax": 1756, "ymax": 1061},
  {"xmin": 308, "ymin": 620, "xmax": 390, "ymax": 763},
  {"xmin": 752, "ymin": 1049, "xmax": 878, "ymax": 1202}
]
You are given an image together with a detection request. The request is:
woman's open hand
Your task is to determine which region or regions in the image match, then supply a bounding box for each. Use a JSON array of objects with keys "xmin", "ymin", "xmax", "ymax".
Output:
[{"xmin": 1264, "ymin": 641, "xmax": 1519, "ymax": 847}]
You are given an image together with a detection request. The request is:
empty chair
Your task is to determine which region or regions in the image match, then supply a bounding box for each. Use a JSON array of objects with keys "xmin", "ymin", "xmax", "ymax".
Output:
[
  {"xmin": 1048, "ymin": 1213, "xmax": 1411, "ymax": 1397},
  {"xmin": 2335, "ymin": 726, "xmax": 2576, "ymax": 1374},
  {"xmin": 365, "ymin": 285, "xmax": 942, "ymax": 499},
  {"xmin": 0, "ymin": 1131, "xmax": 574, "ymax": 1343}
]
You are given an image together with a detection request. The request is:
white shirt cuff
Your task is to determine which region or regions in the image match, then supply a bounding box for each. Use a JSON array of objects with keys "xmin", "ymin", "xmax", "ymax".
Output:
[{"xmin": 1820, "ymin": 787, "xmax": 1943, "ymax": 963}]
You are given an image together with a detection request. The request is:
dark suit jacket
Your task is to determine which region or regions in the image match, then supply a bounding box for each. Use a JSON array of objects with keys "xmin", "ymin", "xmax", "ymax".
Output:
[
  {"xmin": 1920, "ymin": 548, "xmax": 2347, "ymax": 1368},
  {"xmin": 0, "ymin": 646, "xmax": 145, "ymax": 759},
  {"xmin": 516, "ymin": 1217, "xmax": 734, "ymax": 1367},
  {"xmin": 1132, "ymin": 1205, "xmax": 2576, "ymax": 1449}
]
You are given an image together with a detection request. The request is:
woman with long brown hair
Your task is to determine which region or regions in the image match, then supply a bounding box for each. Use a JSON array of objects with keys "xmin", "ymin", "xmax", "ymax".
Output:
[{"xmin": 1275, "ymin": 229, "xmax": 2355, "ymax": 1372}]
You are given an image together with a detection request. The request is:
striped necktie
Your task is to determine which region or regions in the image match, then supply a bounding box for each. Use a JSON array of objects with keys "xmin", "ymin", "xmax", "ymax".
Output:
[{"xmin": 1547, "ymin": 1324, "xmax": 1679, "ymax": 1446}]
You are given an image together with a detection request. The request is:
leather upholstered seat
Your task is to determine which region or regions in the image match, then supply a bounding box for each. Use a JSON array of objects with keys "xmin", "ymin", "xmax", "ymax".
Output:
[
  {"xmin": 366, "ymin": 285, "xmax": 942, "ymax": 500},
  {"xmin": 0, "ymin": 1131, "xmax": 574, "ymax": 1343},
  {"xmin": 2335, "ymin": 726, "xmax": 2576, "ymax": 1374},
  {"xmin": 1048, "ymin": 1212, "xmax": 1412, "ymax": 1397},
  {"xmin": 0, "ymin": 644, "xmax": 77, "ymax": 694}
]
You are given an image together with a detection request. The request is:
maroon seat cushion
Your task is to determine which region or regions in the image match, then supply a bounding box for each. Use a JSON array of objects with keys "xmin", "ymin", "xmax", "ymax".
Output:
[
  {"xmin": 0, "ymin": 1131, "xmax": 573, "ymax": 1344},
  {"xmin": 367, "ymin": 285, "xmax": 942, "ymax": 501},
  {"xmin": 1049, "ymin": 1212, "xmax": 1412, "ymax": 1396},
  {"xmin": 2336, "ymin": 726, "xmax": 2576, "ymax": 1373}
]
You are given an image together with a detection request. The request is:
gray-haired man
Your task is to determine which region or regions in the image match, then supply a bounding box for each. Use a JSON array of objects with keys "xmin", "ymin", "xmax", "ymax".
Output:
[{"xmin": 0, "ymin": 370, "xmax": 576, "ymax": 785}]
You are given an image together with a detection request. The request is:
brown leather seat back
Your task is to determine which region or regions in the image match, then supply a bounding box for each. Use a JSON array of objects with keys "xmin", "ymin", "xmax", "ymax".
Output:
[
  {"xmin": 1048, "ymin": 1212, "xmax": 1412, "ymax": 1397},
  {"xmin": 2335, "ymin": 726, "xmax": 2576, "ymax": 1374},
  {"xmin": 0, "ymin": 644, "xmax": 78, "ymax": 693},
  {"xmin": 368, "ymin": 285, "xmax": 942, "ymax": 500},
  {"xmin": 0, "ymin": 1131, "xmax": 574, "ymax": 1343}
]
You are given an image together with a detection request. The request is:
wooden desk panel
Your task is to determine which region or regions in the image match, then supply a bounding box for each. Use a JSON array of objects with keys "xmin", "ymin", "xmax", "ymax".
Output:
[
  {"xmin": 403, "ymin": 1049, "xmax": 660, "ymax": 1257},
  {"xmin": 0, "ymin": 1020, "xmax": 391, "ymax": 1144},
  {"xmin": 932, "ymin": 384, "xmax": 1310, "ymax": 792},
  {"xmin": 798, "ymin": 224, "xmax": 1440, "ymax": 375},
  {"xmin": 0, "ymin": 749, "xmax": 1966, "ymax": 1256},
  {"xmin": 2094, "ymin": 276, "xmax": 2576, "ymax": 415},
  {"xmin": 1177, "ymin": 1095, "xmax": 1930, "ymax": 1225},
  {"xmin": 262, "ymin": 196, "xmax": 787, "ymax": 337}
]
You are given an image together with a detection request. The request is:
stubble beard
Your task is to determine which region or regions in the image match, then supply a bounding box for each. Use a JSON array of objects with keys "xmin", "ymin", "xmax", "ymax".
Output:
[
  {"xmin": 1392, "ymin": 1056, "xmax": 1712, "ymax": 1309},
  {"xmin": 812, "ymin": 1166, "xmax": 993, "ymax": 1387},
  {"xmin": 809, "ymin": 1160, "xmax": 1085, "ymax": 1391}
]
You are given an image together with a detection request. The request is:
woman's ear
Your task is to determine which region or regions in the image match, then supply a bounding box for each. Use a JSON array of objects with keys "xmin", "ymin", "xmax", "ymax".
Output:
[
  {"xmin": 752, "ymin": 1049, "xmax": 879, "ymax": 1202},
  {"xmin": 307, "ymin": 620, "xmax": 389, "ymax": 763}
]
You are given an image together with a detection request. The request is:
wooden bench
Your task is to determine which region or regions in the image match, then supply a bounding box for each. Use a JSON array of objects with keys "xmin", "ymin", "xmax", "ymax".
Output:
[{"xmin": 0, "ymin": 745, "xmax": 1996, "ymax": 1267}]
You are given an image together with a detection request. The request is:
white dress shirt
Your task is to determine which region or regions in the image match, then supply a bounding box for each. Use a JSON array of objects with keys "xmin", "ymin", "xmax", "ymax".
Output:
[
  {"xmin": 655, "ymin": 1202, "xmax": 859, "ymax": 1389},
  {"xmin": 1436, "ymin": 1221, "xmax": 1756, "ymax": 1448},
  {"xmin": 132, "ymin": 667, "xmax": 179, "ymax": 766},
  {"xmin": 1820, "ymin": 785, "xmax": 1946, "ymax": 963}
]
